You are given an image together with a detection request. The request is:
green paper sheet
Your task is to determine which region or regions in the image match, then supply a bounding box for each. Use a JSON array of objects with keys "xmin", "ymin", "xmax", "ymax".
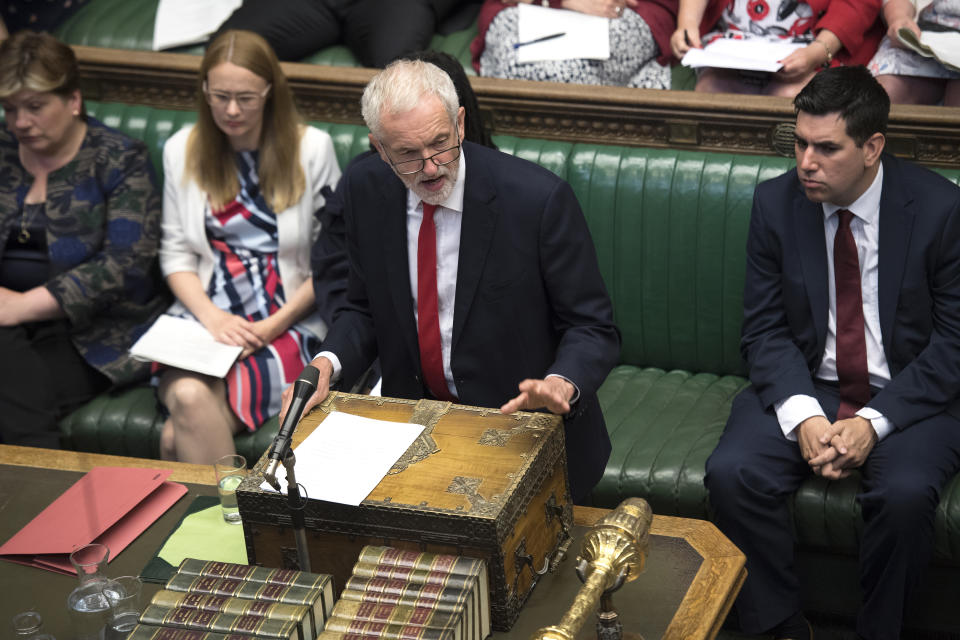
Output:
[
  {"xmin": 158, "ymin": 504, "xmax": 247, "ymax": 565},
  {"xmin": 140, "ymin": 496, "xmax": 247, "ymax": 583}
]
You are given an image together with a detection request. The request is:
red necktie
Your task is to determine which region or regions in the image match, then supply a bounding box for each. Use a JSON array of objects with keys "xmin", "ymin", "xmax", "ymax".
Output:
[
  {"xmin": 834, "ymin": 209, "xmax": 871, "ymax": 419},
  {"xmin": 417, "ymin": 203, "xmax": 455, "ymax": 401}
]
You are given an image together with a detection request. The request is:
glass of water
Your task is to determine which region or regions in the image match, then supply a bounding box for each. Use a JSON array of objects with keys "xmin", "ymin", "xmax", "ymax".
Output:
[
  {"xmin": 102, "ymin": 576, "xmax": 142, "ymax": 640},
  {"xmin": 214, "ymin": 454, "xmax": 247, "ymax": 524},
  {"xmin": 67, "ymin": 544, "xmax": 110, "ymax": 640}
]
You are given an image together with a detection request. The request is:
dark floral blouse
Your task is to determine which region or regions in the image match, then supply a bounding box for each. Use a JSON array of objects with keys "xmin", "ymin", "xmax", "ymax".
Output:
[{"xmin": 0, "ymin": 118, "xmax": 170, "ymax": 385}]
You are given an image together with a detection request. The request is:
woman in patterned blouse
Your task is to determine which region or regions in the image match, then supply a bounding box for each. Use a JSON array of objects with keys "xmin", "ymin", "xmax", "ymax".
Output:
[
  {"xmin": 158, "ymin": 30, "xmax": 341, "ymax": 464},
  {"xmin": 0, "ymin": 31, "xmax": 168, "ymax": 448}
]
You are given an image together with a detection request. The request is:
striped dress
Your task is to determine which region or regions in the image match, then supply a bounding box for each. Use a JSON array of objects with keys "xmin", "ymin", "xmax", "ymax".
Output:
[{"xmin": 197, "ymin": 150, "xmax": 320, "ymax": 429}]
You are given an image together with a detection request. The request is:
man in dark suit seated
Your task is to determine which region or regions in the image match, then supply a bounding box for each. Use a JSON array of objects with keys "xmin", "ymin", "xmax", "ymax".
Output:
[
  {"xmin": 706, "ymin": 66, "xmax": 960, "ymax": 640},
  {"xmin": 284, "ymin": 59, "xmax": 620, "ymax": 504}
]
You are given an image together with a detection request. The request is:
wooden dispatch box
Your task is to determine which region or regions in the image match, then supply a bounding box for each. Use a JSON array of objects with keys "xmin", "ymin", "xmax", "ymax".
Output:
[{"xmin": 237, "ymin": 392, "xmax": 574, "ymax": 632}]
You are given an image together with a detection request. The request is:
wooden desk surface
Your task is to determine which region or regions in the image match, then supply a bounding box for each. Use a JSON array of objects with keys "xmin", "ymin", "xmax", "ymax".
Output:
[{"xmin": 0, "ymin": 444, "xmax": 744, "ymax": 640}]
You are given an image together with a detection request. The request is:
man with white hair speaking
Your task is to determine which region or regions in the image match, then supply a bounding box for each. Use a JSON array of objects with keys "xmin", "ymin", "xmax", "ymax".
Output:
[{"xmin": 284, "ymin": 60, "xmax": 620, "ymax": 502}]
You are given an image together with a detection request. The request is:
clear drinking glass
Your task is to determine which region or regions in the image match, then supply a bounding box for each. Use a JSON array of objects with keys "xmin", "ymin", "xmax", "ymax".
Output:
[
  {"xmin": 214, "ymin": 454, "xmax": 247, "ymax": 523},
  {"xmin": 12, "ymin": 609, "xmax": 43, "ymax": 636},
  {"xmin": 67, "ymin": 543, "xmax": 111, "ymax": 640},
  {"xmin": 102, "ymin": 576, "xmax": 142, "ymax": 640}
]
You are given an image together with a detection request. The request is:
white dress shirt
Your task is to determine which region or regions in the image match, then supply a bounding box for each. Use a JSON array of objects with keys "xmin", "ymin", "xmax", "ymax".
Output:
[{"xmin": 775, "ymin": 165, "xmax": 895, "ymax": 441}]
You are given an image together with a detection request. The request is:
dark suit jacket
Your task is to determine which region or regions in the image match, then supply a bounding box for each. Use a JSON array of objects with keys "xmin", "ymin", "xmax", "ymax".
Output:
[
  {"xmin": 741, "ymin": 153, "xmax": 960, "ymax": 430},
  {"xmin": 322, "ymin": 142, "xmax": 621, "ymax": 500}
]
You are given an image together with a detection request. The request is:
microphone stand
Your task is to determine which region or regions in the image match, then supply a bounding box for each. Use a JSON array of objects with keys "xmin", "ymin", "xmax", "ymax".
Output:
[
  {"xmin": 263, "ymin": 365, "xmax": 320, "ymax": 572},
  {"xmin": 280, "ymin": 448, "xmax": 311, "ymax": 572}
]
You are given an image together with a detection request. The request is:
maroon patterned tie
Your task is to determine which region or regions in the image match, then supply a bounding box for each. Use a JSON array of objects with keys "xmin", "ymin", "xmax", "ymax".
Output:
[
  {"xmin": 417, "ymin": 203, "xmax": 455, "ymax": 402},
  {"xmin": 834, "ymin": 209, "xmax": 871, "ymax": 419}
]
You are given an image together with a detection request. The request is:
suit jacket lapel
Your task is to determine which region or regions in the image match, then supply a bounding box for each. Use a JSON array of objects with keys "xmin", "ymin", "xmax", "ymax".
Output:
[
  {"xmin": 452, "ymin": 145, "xmax": 498, "ymax": 353},
  {"xmin": 378, "ymin": 175, "xmax": 420, "ymax": 368},
  {"xmin": 877, "ymin": 156, "xmax": 914, "ymax": 355},
  {"xmin": 793, "ymin": 185, "xmax": 830, "ymax": 354}
]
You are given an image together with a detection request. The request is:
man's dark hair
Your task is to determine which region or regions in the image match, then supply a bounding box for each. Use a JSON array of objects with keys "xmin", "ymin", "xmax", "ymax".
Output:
[{"xmin": 794, "ymin": 66, "xmax": 890, "ymax": 146}]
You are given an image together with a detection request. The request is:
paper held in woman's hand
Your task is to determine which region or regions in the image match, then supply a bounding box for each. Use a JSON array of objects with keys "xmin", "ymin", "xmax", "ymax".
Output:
[
  {"xmin": 682, "ymin": 37, "xmax": 807, "ymax": 72},
  {"xmin": 129, "ymin": 314, "xmax": 242, "ymax": 378},
  {"xmin": 897, "ymin": 28, "xmax": 960, "ymax": 72}
]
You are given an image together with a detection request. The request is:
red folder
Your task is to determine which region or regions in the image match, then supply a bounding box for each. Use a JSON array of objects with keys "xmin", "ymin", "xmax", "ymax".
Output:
[{"xmin": 0, "ymin": 466, "xmax": 187, "ymax": 575}]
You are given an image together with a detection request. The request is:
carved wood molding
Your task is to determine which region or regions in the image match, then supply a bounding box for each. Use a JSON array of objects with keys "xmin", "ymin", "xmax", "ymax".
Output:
[{"xmin": 75, "ymin": 46, "xmax": 960, "ymax": 167}]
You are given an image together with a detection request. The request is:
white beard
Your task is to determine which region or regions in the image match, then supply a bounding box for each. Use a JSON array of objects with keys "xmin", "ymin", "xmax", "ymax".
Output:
[{"xmin": 399, "ymin": 159, "xmax": 459, "ymax": 206}]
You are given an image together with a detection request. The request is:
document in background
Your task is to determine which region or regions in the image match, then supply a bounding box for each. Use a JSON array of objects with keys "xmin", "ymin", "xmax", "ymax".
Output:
[
  {"xmin": 682, "ymin": 37, "xmax": 807, "ymax": 72},
  {"xmin": 129, "ymin": 315, "xmax": 242, "ymax": 378},
  {"xmin": 516, "ymin": 3, "xmax": 610, "ymax": 63},
  {"xmin": 898, "ymin": 27, "xmax": 960, "ymax": 72},
  {"xmin": 153, "ymin": 0, "xmax": 242, "ymax": 50},
  {"xmin": 261, "ymin": 411, "xmax": 426, "ymax": 506}
]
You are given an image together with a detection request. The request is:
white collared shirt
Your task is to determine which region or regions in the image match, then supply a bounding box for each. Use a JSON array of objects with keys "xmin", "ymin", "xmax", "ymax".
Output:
[{"xmin": 775, "ymin": 165, "xmax": 894, "ymax": 441}]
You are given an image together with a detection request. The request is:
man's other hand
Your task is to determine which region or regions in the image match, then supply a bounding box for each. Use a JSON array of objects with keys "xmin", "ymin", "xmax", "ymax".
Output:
[
  {"xmin": 278, "ymin": 357, "xmax": 334, "ymax": 425},
  {"xmin": 500, "ymin": 377, "xmax": 575, "ymax": 415},
  {"xmin": 826, "ymin": 416, "xmax": 878, "ymax": 471},
  {"xmin": 799, "ymin": 415, "xmax": 849, "ymax": 479}
]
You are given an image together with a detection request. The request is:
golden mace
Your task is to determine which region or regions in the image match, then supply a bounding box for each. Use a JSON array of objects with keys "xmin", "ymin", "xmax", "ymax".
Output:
[{"xmin": 530, "ymin": 497, "xmax": 653, "ymax": 640}]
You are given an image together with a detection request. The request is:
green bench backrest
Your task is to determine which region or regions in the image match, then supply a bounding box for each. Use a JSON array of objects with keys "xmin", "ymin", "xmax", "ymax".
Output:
[{"xmin": 81, "ymin": 102, "xmax": 960, "ymax": 379}]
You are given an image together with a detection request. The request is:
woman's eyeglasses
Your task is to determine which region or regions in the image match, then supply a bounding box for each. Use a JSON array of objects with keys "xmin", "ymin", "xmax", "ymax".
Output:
[{"xmin": 202, "ymin": 82, "xmax": 271, "ymax": 112}]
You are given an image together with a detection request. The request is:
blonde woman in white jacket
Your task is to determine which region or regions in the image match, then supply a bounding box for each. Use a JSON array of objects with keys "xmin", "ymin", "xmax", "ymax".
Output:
[{"xmin": 158, "ymin": 30, "xmax": 340, "ymax": 463}]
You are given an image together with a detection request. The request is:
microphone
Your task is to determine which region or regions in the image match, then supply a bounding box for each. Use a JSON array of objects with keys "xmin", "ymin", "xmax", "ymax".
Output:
[{"xmin": 264, "ymin": 365, "xmax": 320, "ymax": 490}]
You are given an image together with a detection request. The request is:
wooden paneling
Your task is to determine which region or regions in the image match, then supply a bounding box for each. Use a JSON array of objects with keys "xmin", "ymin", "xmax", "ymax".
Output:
[{"xmin": 74, "ymin": 45, "xmax": 960, "ymax": 167}]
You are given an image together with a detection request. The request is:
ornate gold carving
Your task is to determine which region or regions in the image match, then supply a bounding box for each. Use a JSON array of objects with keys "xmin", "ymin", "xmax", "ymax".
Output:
[
  {"xmin": 446, "ymin": 475, "xmax": 503, "ymax": 517},
  {"xmin": 317, "ymin": 391, "xmax": 339, "ymax": 413},
  {"xmin": 387, "ymin": 399, "xmax": 448, "ymax": 474},
  {"xmin": 479, "ymin": 429, "xmax": 511, "ymax": 447},
  {"xmin": 477, "ymin": 411, "xmax": 553, "ymax": 447}
]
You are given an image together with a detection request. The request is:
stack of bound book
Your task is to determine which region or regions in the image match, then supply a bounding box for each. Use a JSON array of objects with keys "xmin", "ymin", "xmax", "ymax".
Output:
[
  {"xmin": 127, "ymin": 559, "xmax": 336, "ymax": 639},
  {"xmin": 320, "ymin": 546, "xmax": 490, "ymax": 640}
]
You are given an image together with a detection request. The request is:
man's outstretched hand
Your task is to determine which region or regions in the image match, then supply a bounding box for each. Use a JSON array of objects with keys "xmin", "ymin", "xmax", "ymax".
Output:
[
  {"xmin": 500, "ymin": 377, "xmax": 575, "ymax": 415},
  {"xmin": 279, "ymin": 357, "xmax": 334, "ymax": 424}
]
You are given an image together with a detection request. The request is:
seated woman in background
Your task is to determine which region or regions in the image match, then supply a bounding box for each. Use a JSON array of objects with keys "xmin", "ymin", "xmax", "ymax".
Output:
[
  {"xmin": 671, "ymin": 0, "xmax": 883, "ymax": 96},
  {"xmin": 472, "ymin": 0, "xmax": 679, "ymax": 89},
  {"xmin": 160, "ymin": 30, "xmax": 341, "ymax": 464},
  {"xmin": 0, "ymin": 31, "xmax": 168, "ymax": 448},
  {"xmin": 869, "ymin": 0, "xmax": 960, "ymax": 105}
]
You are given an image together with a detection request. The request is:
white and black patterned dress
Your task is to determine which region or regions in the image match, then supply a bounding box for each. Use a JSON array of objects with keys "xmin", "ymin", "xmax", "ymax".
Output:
[{"xmin": 479, "ymin": 8, "xmax": 671, "ymax": 88}]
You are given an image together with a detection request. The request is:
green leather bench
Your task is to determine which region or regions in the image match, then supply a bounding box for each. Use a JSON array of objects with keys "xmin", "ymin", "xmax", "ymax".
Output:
[{"xmin": 62, "ymin": 102, "xmax": 960, "ymax": 634}]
